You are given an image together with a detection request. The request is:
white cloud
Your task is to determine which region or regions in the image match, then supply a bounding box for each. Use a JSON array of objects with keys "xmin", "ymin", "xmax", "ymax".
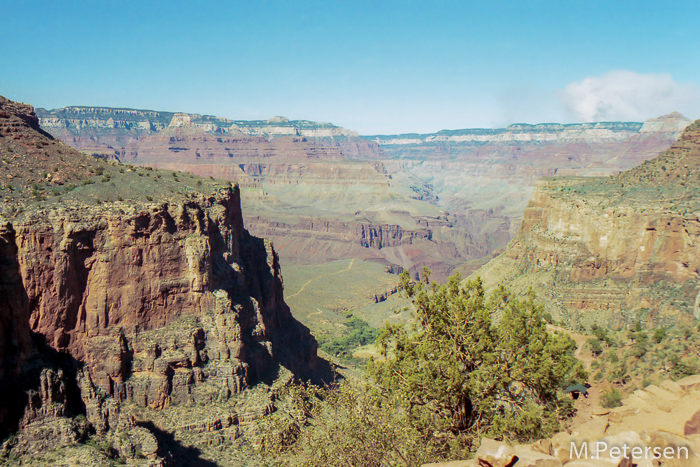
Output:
[{"xmin": 560, "ymin": 71, "xmax": 700, "ymax": 122}]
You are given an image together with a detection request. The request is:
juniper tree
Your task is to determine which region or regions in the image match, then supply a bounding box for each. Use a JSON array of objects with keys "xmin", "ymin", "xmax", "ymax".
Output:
[{"xmin": 368, "ymin": 270, "xmax": 583, "ymax": 445}]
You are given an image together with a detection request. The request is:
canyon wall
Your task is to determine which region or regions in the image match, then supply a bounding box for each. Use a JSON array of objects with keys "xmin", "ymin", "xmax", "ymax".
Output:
[
  {"xmin": 36, "ymin": 106, "xmax": 490, "ymax": 279},
  {"xmin": 476, "ymin": 120, "xmax": 700, "ymax": 329},
  {"xmin": 0, "ymin": 95, "xmax": 330, "ymax": 463}
]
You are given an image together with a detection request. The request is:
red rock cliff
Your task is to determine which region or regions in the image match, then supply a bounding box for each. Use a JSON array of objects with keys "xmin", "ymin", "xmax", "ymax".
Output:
[{"xmin": 12, "ymin": 187, "xmax": 323, "ymax": 405}]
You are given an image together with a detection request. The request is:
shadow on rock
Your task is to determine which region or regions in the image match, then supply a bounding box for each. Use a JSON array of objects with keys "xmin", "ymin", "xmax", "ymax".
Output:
[{"xmin": 137, "ymin": 420, "xmax": 220, "ymax": 467}]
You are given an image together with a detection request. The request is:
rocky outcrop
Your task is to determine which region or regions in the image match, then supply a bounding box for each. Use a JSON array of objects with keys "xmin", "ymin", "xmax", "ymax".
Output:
[
  {"xmin": 14, "ymin": 187, "xmax": 323, "ymax": 404},
  {"xmin": 245, "ymin": 213, "xmax": 494, "ymax": 279},
  {"xmin": 475, "ymin": 121, "xmax": 700, "ymax": 329},
  {"xmin": 423, "ymin": 377, "xmax": 700, "ymax": 467},
  {"xmin": 0, "ymin": 186, "xmax": 329, "ymax": 462},
  {"xmin": 0, "ymin": 95, "xmax": 330, "ymax": 464},
  {"xmin": 640, "ymin": 112, "xmax": 693, "ymax": 133}
]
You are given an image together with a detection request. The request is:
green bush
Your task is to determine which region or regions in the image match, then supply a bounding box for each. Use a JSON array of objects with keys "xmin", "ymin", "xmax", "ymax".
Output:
[
  {"xmin": 652, "ymin": 327, "xmax": 666, "ymax": 343},
  {"xmin": 587, "ymin": 338, "xmax": 603, "ymax": 357},
  {"xmin": 369, "ymin": 272, "xmax": 580, "ymax": 444},
  {"xmin": 320, "ymin": 316, "xmax": 378, "ymax": 357},
  {"xmin": 601, "ymin": 388, "xmax": 622, "ymax": 408}
]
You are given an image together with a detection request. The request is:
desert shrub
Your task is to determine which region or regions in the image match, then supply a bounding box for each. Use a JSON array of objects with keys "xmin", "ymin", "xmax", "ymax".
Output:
[
  {"xmin": 260, "ymin": 382, "xmax": 446, "ymax": 466},
  {"xmin": 588, "ymin": 338, "xmax": 603, "ymax": 357},
  {"xmin": 652, "ymin": 327, "xmax": 667, "ymax": 343},
  {"xmin": 600, "ymin": 388, "xmax": 622, "ymax": 408},
  {"xmin": 670, "ymin": 355, "xmax": 700, "ymax": 379}
]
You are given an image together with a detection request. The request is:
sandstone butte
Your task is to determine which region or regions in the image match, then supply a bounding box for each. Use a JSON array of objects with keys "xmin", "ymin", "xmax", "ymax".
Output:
[
  {"xmin": 0, "ymin": 95, "xmax": 331, "ymax": 465},
  {"xmin": 475, "ymin": 119, "xmax": 700, "ymax": 330}
]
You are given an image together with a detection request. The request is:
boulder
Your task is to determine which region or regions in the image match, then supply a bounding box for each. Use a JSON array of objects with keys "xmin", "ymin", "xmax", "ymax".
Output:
[
  {"xmin": 512, "ymin": 447, "xmax": 562, "ymax": 466},
  {"xmin": 639, "ymin": 430, "xmax": 697, "ymax": 467},
  {"xmin": 684, "ymin": 409, "xmax": 700, "ymax": 436},
  {"xmin": 676, "ymin": 375, "xmax": 700, "ymax": 392},
  {"xmin": 529, "ymin": 438, "xmax": 553, "ymax": 456},
  {"xmin": 660, "ymin": 379, "xmax": 685, "ymax": 396},
  {"xmin": 476, "ymin": 438, "xmax": 517, "ymax": 467}
]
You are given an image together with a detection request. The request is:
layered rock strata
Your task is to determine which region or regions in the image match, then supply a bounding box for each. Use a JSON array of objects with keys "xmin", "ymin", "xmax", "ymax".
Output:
[
  {"xmin": 36, "ymin": 106, "xmax": 691, "ymax": 282},
  {"xmin": 476, "ymin": 121, "xmax": 700, "ymax": 328},
  {"xmin": 0, "ymin": 95, "xmax": 329, "ymax": 464}
]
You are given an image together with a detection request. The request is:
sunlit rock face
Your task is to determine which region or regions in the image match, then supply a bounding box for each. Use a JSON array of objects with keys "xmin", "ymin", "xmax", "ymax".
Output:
[{"xmin": 476, "ymin": 121, "xmax": 700, "ymax": 329}]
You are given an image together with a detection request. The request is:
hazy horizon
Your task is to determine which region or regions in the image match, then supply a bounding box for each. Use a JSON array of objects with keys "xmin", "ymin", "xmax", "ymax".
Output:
[{"xmin": 2, "ymin": 0, "xmax": 699, "ymax": 134}]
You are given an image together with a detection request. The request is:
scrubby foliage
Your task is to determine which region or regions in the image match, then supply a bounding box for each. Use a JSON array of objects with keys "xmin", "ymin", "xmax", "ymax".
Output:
[
  {"xmin": 259, "ymin": 382, "xmax": 443, "ymax": 466},
  {"xmin": 600, "ymin": 387, "xmax": 622, "ymax": 408},
  {"xmin": 261, "ymin": 271, "xmax": 585, "ymax": 465},
  {"xmin": 588, "ymin": 322, "xmax": 700, "ymax": 385}
]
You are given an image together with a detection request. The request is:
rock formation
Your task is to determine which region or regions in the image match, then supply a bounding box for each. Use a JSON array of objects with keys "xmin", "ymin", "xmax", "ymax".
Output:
[
  {"xmin": 0, "ymin": 95, "xmax": 330, "ymax": 465},
  {"xmin": 475, "ymin": 120, "xmax": 700, "ymax": 329}
]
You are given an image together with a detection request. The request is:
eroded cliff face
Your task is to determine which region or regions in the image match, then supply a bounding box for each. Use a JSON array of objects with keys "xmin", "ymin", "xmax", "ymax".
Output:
[
  {"xmin": 0, "ymin": 95, "xmax": 329, "ymax": 464},
  {"xmin": 14, "ymin": 186, "xmax": 321, "ymax": 401},
  {"xmin": 39, "ymin": 105, "xmax": 689, "ymax": 284},
  {"xmin": 0, "ymin": 222, "xmax": 34, "ymax": 436},
  {"xmin": 476, "ymin": 121, "xmax": 700, "ymax": 329},
  {"xmin": 1, "ymin": 189, "xmax": 328, "ymax": 464}
]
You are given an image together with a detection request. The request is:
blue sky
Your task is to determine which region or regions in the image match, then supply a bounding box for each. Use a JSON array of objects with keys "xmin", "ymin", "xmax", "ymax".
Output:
[{"xmin": 1, "ymin": 0, "xmax": 699, "ymax": 134}]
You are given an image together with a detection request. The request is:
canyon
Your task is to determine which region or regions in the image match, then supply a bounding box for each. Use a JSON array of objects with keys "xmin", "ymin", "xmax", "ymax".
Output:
[
  {"xmin": 0, "ymin": 95, "xmax": 330, "ymax": 465},
  {"xmin": 2, "ymin": 95, "xmax": 698, "ymax": 465},
  {"xmin": 36, "ymin": 108, "xmax": 691, "ymax": 287}
]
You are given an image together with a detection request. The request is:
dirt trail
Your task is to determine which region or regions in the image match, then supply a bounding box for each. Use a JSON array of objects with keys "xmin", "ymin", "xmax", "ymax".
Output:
[
  {"xmin": 286, "ymin": 259, "xmax": 355, "ymax": 300},
  {"xmin": 547, "ymin": 324, "xmax": 594, "ymax": 370},
  {"xmin": 547, "ymin": 324, "xmax": 610, "ymax": 428}
]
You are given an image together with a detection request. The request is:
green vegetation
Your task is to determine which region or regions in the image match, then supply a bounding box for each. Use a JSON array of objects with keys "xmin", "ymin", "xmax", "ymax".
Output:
[
  {"xmin": 600, "ymin": 388, "xmax": 622, "ymax": 408},
  {"xmin": 370, "ymin": 271, "xmax": 583, "ymax": 443},
  {"xmin": 261, "ymin": 271, "xmax": 585, "ymax": 465},
  {"xmin": 318, "ymin": 316, "xmax": 378, "ymax": 360},
  {"xmin": 283, "ymin": 259, "xmax": 412, "ymax": 337},
  {"xmin": 586, "ymin": 322, "xmax": 700, "ymax": 388},
  {"xmin": 260, "ymin": 382, "xmax": 442, "ymax": 466}
]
